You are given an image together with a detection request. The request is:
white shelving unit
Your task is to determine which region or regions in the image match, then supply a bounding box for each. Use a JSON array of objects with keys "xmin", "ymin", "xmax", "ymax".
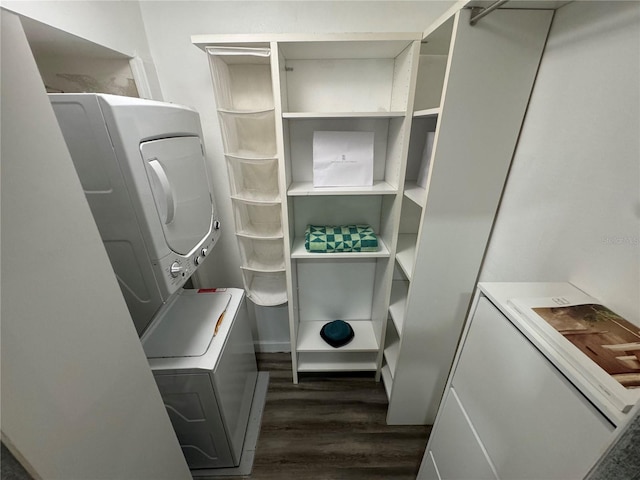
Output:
[
  {"xmin": 381, "ymin": 8, "xmax": 554, "ymax": 425},
  {"xmin": 196, "ymin": 33, "xmax": 422, "ymax": 383},
  {"xmin": 194, "ymin": 6, "xmax": 553, "ymax": 417},
  {"xmin": 277, "ymin": 35, "xmax": 420, "ymax": 382}
]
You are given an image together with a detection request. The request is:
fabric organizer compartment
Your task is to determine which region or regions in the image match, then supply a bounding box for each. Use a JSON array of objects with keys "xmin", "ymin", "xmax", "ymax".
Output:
[
  {"xmin": 206, "ymin": 46, "xmax": 273, "ymax": 111},
  {"xmin": 233, "ymin": 199, "xmax": 283, "ymax": 238},
  {"xmin": 218, "ymin": 110, "xmax": 277, "ymax": 158},
  {"xmin": 226, "ymin": 155, "xmax": 280, "ymax": 202},
  {"xmin": 237, "ymin": 237, "xmax": 285, "ymax": 271},
  {"xmin": 240, "ymin": 268, "xmax": 287, "ymax": 306},
  {"xmin": 305, "ymin": 224, "xmax": 379, "ymax": 253}
]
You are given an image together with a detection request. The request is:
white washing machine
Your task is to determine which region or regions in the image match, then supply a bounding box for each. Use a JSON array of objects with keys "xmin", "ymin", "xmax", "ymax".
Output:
[{"xmin": 141, "ymin": 288, "xmax": 258, "ymax": 469}]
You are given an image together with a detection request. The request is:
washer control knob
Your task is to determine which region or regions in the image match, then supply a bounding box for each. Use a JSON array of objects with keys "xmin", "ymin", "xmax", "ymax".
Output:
[
  {"xmin": 170, "ymin": 261, "xmax": 183, "ymax": 278},
  {"xmin": 194, "ymin": 255, "xmax": 202, "ymax": 266},
  {"xmin": 201, "ymin": 247, "xmax": 208, "ymax": 257},
  {"xmin": 213, "ymin": 220, "xmax": 221, "ymax": 230}
]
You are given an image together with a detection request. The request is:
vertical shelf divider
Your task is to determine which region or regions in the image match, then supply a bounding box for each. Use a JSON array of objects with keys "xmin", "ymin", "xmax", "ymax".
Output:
[{"xmin": 385, "ymin": 7, "xmax": 554, "ymax": 425}]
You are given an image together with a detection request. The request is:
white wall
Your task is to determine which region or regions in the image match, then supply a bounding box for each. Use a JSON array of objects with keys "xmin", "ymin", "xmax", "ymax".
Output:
[
  {"xmin": 481, "ymin": 1, "xmax": 640, "ymax": 324},
  {"xmin": 137, "ymin": 1, "xmax": 457, "ymax": 347},
  {"xmin": 0, "ymin": 10, "xmax": 191, "ymax": 479},
  {"xmin": 2, "ymin": 0, "xmax": 150, "ymax": 56},
  {"xmin": 37, "ymin": 56, "xmax": 139, "ymax": 96},
  {"xmin": 2, "ymin": 0, "xmax": 163, "ymax": 99}
]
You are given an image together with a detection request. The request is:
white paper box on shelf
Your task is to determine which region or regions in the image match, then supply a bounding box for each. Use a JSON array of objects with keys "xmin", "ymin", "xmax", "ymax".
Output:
[{"xmin": 312, "ymin": 131, "xmax": 374, "ymax": 187}]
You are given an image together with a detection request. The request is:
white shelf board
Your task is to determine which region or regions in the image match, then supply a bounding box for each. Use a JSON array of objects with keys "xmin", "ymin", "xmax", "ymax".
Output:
[
  {"xmin": 225, "ymin": 153, "xmax": 278, "ymax": 162},
  {"xmin": 381, "ymin": 364, "xmax": 393, "ymax": 400},
  {"xmin": 384, "ymin": 339, "xmax": 400, "ymax": 378},
  {"xmin": 240, "ymin": 260, "xmax": 286, "ymax": 273},
  {"xmin": 389, "ymin": 280, "xmax": 409, "ymax": 333},
  {"xmin": 291, "ymin": 236, "xmax": 391, "ymax": 259},
  {"xmin": 297, "ymin": 356, "xmax": 378, "ymax": 373},
  {"xmin": 278, "ymin": 35, "xmax": 421, "ymax": 59},
  {"xmin": 283, "ymin": 111, "xmax": 406, "ymax": 119},
  {"xmin": 296, "ymin": 320, "xmax": 379, "ymax": 353},
  {"xmin": 287, "ymin": 181, "xmax": 397, "ymax": 196},
  {"xmin": 218, "ymin": 107, "xmax": 275, "ymax": 115},
  {"xmin": 230, "ymin": 194, "xmax": 281, "ymax": 203},
  {"xmin": 192, "ymin": 32, "xmax": 421, "ymax": 56},
  {"xmin": 395, "ymin": 234, "xmax": 417, "ymax": 280},
  {"xmin": 235, "ymin": 229, "xmax": 284, "ymax": 240},
  {"xmin": 403, "ymin": 181, "xmax": 426, "ymax": 206},
  {"xmin": 413, "ymin": 107, "xmax": 440, "ymax": 118}
]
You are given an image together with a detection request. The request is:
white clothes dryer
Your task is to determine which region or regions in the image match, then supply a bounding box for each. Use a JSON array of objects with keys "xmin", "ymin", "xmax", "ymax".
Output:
[{"xmin": 50, "ymin": 94, "xmax": 221, "ymax": 335}]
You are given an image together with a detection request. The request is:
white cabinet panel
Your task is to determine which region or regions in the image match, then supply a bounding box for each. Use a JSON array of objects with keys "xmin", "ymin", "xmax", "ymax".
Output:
[
  {"xmin": 429, "ymin": 388, "xmax": 497, "ymax": 480},
  {"xmin": 417, "ymin": 450, "xmax": 440, "ymax": 480},
  {"xmin": 453, "ymin": 298, "xmax": 614, "ymax": 479},
  {"xmin": 385, "ymin": 7, "xmax": 554, "ymax": 425},
  {"xmin": 154, "ymin": 373, "xmax": 234, "ymax": 469}
]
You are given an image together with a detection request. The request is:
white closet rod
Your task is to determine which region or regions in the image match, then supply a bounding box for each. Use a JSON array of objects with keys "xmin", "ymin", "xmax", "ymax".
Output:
[
  {"xmin": 205, "ymin": 46, "xmax": 271, "ymax": 57},
  {"xmin": 469, "ymin": 0, "xmax": 510, "ymax": 25}
]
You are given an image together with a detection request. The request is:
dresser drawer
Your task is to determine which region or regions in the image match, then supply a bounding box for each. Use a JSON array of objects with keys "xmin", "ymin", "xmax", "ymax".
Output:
[
  {"xmin": 418, "ymin": 450, "xmax": 440, "ymax": 480},
  {"xmin": 428, "ymin": 388, "xmax": 497, "ymax": 480}
]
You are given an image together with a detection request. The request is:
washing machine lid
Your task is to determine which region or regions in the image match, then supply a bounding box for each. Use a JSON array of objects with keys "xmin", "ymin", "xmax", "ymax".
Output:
[
  {"xmin": 140, "ymin": 136, "xmax": 213, "ymax": 255},
  {"xmin": 142, "ymin": 290, "xmax": 232, "ymax": 358}
]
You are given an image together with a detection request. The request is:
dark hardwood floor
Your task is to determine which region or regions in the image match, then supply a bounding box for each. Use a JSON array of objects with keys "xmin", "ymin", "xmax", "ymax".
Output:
[
  {"xmin": 1, "ymin": 353, "xmax": 430, "ymax": 480},
  {"xmin": 243, "ymin": 353, "xmax": 431, "ymax": 480}
]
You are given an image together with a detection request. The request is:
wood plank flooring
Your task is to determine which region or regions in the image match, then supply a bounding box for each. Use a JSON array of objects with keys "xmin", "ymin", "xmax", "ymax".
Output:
[
  {"xmin": 2, "ymin": 353, "xmax": 430, "ymax": 480},
  {"xmin": 235, "ymin": 353, "xmax": 431, "ymax": 480}
]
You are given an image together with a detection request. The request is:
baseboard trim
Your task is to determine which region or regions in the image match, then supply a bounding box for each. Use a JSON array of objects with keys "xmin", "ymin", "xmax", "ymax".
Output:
[{"xmin": 254, "ymin": 341, "xmax": 290, "ymax": 353}]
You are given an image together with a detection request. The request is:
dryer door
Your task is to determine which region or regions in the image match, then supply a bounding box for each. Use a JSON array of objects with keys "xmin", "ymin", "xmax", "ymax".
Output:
[{"xmin": 140, "ymin": 136, "xmax": 213, "ymax": 255}]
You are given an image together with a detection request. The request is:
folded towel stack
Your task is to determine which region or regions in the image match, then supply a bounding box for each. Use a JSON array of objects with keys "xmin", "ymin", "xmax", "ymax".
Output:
[{"xmin": 304, "ymin": 224, "xmax": 379, "ymax": 253}]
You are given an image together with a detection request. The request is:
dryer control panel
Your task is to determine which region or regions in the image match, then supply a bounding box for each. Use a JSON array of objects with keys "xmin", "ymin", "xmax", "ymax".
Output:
[{"xmin": 155, "ymin": 220, "xmax": 221, "ymax": 299}]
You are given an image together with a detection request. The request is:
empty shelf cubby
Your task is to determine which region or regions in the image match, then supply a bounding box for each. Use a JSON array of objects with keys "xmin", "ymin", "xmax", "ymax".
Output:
[
  {"xmin": 237, "ymin": 237, "xmax": 285, "ymax": 271},
  {"xmin": 206, "ymin": 46, "xmax": 274, "ymax": 111},
  {"xmin": 226, "ymin": 155, "xmax": 280, "ymax": 202},
  {"xmin": 218, "ymin": 110, "xmax": 277, "ymax": 158},
  {"xmin": 240, "ymin": 269, "xmax": 287, "ymax": 306},
  {"xmin": 232, "ymin": 199, "xmax": 283, "ymax": 238}
]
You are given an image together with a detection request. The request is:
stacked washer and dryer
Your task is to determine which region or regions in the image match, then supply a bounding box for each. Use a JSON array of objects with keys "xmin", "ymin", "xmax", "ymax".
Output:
[{"xmin": 50, "ymin": 93, "xmax": 259, "ymax": 470}]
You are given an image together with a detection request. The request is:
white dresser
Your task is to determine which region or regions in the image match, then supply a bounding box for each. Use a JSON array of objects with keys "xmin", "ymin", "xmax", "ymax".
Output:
[{"xmin": 419, "ymin": 282, "xmax": 625, "ymax": 480}]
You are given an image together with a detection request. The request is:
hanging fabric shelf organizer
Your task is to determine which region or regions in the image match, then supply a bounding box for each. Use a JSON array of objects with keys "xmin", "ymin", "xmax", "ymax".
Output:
[{"xmin": 206, "ymin": 45, "xmax": 287, "ymax": 306}]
